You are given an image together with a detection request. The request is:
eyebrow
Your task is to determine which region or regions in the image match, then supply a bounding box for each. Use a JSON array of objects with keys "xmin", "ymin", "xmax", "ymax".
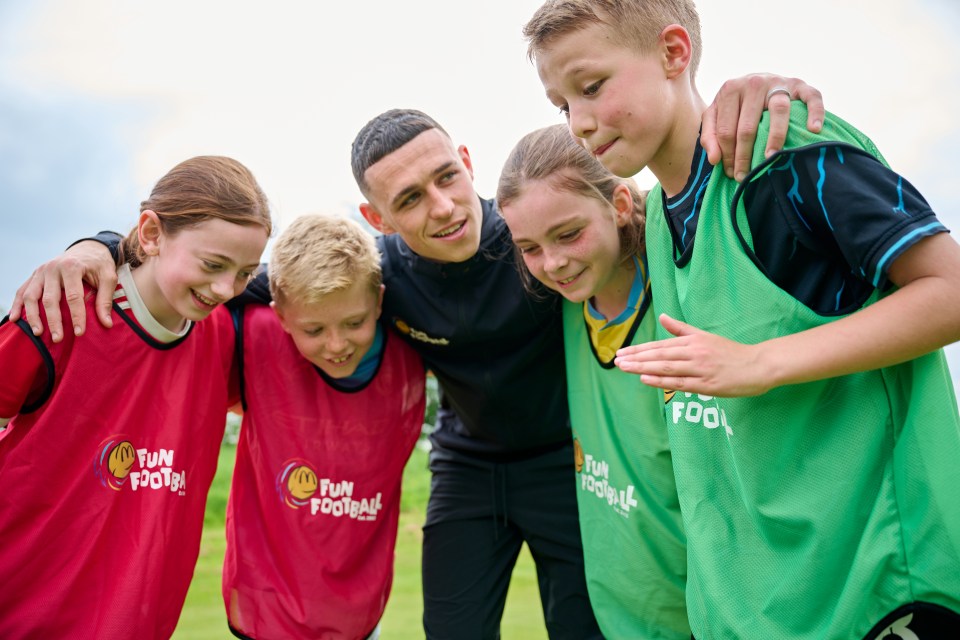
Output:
[
  {"xmin": 512, "ymin": 216, "xmax": 580, "ymax": 244},
  {"xmin": 389, "ymin": 160, "xmax": 458, "ymax": 210},
  {"xmin": 202, "ymin": 252, "xmax": 260, "ymax": 270}
]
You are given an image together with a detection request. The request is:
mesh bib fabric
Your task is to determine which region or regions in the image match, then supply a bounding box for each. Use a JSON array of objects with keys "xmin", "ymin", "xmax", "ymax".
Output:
[{"xmin": 645, "ymin": 105, "xmax": 960, "ymax": 639}]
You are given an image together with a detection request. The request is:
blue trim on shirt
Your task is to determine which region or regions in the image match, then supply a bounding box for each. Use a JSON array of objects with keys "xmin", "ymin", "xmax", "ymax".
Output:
[
  {"xmin": 586, "ymin": 255, "xmax": 644, "ymax": 328},
  {"xmin": 334, "ymin": 323, "xmax": 384, "ymax": 389}
]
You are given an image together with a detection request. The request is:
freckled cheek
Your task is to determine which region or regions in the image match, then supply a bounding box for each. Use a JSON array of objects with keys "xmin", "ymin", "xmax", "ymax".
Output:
[{"xmin": 522, "ymin": 254, "xmax": 544, "ymax": 277}]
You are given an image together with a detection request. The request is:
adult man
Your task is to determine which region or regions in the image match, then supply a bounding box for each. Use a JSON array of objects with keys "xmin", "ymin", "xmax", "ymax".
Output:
[{"xmin": 10, "ymin": 76, "xmax": 824, "ymax": 639}]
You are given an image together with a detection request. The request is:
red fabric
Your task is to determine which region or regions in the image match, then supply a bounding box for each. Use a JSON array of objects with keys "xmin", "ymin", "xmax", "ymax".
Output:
[
  {"xmin": 0, "ymin": 319, "xmax": 48, "ymax": 418},
  {"xmin": 0, "ymin": 288, "xmax": 235, "ymax": 640},
  {"xmin": 223, "ymin": 305, "xmax": 425, "ymax": 640}
]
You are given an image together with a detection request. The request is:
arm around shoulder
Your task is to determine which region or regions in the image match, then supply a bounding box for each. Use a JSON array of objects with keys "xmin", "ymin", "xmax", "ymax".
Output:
[{"xmin": 8, "ymin": 234, "xmax": 121, "ymax": 343}]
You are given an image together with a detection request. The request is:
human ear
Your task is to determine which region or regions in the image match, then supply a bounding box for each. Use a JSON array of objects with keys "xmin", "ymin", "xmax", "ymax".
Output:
[
  {"xmin": 458, "ymin": 145, "xmax": 475, "ymax": 181},
  {"xmin": 660, "ymin": 24, "xmax": 693, "ymax": 79},
  {"xmin": 137, "ymin": 210, "xmax": 163, "ymax": 256},
  {"xmin": 612, "ymin": 184, "xmax": 635, "ymax": 227},
  {"xmin": 375, "ymin": 284, "xmax": 385, "ymax": 319},
  {"xmin": 360, "ymin": 203, "xmax": 396, "ymax": 234},
  {"xmin": 271, "ymin": 301, "xmax": 292, "ymax": 334}
]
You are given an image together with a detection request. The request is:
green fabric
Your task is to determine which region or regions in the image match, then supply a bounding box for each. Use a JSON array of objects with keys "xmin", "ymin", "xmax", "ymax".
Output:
[
  {"xmin": 645, "ymin": 104, "xmax": 960, "ymax": 638},
  {"xmin": 563, "ymin": 296, "xmax": 689, "ymax": 639}
]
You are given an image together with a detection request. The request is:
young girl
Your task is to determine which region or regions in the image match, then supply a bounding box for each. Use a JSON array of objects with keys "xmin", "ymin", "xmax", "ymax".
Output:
[
  {"xmin": 0, "ymin": 156, "xmax": 271, "ymax": 640},
  {"xmin": 497, "ymin": 124, "xmax": 689, "ymax": 639}
]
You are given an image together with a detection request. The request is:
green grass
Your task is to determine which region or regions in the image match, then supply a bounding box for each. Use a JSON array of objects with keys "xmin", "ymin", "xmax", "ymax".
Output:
[{"xmin": 172, "ymin": 445, "xmax": 547, "ymax": 639}]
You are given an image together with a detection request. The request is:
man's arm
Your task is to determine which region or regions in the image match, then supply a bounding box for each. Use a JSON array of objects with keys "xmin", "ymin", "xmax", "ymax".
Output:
[
  {"xmin": 702, "ymin": 73, "xmax": 825, "ymax": 182},
  {"xmin": 615, "ymin": 233, "xmax": 960, "ymax": 397},
  {"xmin": 9, "ymin": 233, "xmax": 121, "ymax": 342},
  {"xmin": 9, "ymin": 233, "xmax": 273, "ymax": 342}
]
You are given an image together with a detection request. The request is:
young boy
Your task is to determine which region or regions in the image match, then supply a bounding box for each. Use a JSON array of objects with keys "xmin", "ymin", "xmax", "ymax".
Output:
[
  {"xmin": 223, "ymin": 214, "xmax": 425, "ymax": 639},
  {"xmin": 525, "ymin": 1, "xmax": 960, "ymax": 638}
]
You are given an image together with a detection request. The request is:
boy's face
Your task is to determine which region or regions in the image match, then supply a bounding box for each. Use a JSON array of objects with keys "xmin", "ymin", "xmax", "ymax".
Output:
[
  {"xmin": 274, "ymin": 280, "xmax": 384, "ymax": 379},
  {"xmin": 359, "ymin": 129, "xmax": 483, "ymax": 263},
  {"xmin": 536, "ymin": 24, "xmax": 674, "ymax": 179}
]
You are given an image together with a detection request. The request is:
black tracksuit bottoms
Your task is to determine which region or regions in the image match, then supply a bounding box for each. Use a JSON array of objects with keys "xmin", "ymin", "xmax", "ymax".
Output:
[{"xmin": 421, "ymin": 442, "xmax": 603, "ymax": 640}]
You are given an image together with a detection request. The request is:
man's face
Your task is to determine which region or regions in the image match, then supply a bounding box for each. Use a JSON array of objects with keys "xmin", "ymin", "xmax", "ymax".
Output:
[{"xmin": 359, "ymin": 128, "xmax": 483, "ymax": 263}]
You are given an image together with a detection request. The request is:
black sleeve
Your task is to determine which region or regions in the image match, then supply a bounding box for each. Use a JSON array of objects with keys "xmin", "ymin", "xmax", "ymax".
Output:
[
  {"xmin": 69, "ymin": 230, "xmax": 123, "ymax": 265},
  {"xmin": 743, "ymin": 144, "xmax": 947, "ymax": 314},
  {"xmin": 760, "ymin": 144, "xmax": 944, "ymax": 285},
  {"xmin": 226, "ymin": 267, "xmax": 272, "ymax": 310}
]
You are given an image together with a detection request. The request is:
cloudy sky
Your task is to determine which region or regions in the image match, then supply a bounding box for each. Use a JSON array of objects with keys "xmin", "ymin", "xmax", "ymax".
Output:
[{"xmin": 2, "ymin": 0, "xmax": 960, "ymax": 365}]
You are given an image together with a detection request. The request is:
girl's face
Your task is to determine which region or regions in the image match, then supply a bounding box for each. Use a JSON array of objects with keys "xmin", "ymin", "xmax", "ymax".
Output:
[
  {"xmin": 501, "ymin": 177, "xmax": 630, "ymax": 309},
  {"xmin": 136, "ymin": 213, "xmax": 268, "ymax": 331}
]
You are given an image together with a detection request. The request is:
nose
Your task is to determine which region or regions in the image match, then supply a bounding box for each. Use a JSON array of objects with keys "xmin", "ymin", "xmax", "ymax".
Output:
[
  {"xmin": 426, "ymin": 185, "xmax": 455, "ymax": 220},
  {"xmin": 211, "ymin": 273, "xmax": 238, "ymax": 300},
  {"xmin": 568, "ymin": 105, "xmax": 596, "ymax": 141},
  {"xmin": 543, "ymin": 247, "xmax": 568, "ymax": 275},
  {"xmin": 324, "ymin": 329, "xmax": 349, "ymax": 355}
]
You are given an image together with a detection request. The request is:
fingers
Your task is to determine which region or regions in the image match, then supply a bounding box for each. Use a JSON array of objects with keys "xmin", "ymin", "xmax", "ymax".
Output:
[
  {"xmin": 700, "ymin": 100, "xmax": 722, "ymax": 167},
  {"xmin": 658, "ymin": 313, "xmax": 697, "ymax": 337},
  {"xmin": 94, "ymin": 270, "xmax": 117, "ymax": 329},
  {"xmin": 41, "ymin": 267, "xmax": 68, "ymax": 342},
  {"xmin": 763, "ymin": 89, "xmax": 793, "ymax": 159},
  {"xmin": 765, "ymin": 77, "xmax": 823, "ymax": 157},
  {"xmin": 706, "ymin": 73, "xmax": 827, "ymax": 183},
  {"xmin": 639, "ymin": 373, "xmax": 689, "ymax": 392},
  {"xmin": 730, "ymin": 76, "xmax": 770, "ymax": 183},
  {"xmin": 15, "ymin": 270, "xmax": 47, "ymax": 336},
  {"xmin": 9, "ymin": 277, "xmax": 30, "ymax": 323},
  {"xmin": 704, "ymin": 75, "xmax": 773, "ymax": 182},
  {"xmin": 790, "ymin": 78, "xmax": 824, "ymax": 133}
]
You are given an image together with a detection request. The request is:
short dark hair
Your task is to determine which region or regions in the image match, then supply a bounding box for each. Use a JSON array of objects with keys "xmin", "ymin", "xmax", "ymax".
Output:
[{"xmin": 350, "ymin": 109, "xmax": 449, "ymax": 197}]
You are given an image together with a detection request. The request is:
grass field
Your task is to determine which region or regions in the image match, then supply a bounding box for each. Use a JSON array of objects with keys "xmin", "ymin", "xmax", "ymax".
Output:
[{"xmin": 171, "ymin": 444, "xmax": 548, "ymax": 639}]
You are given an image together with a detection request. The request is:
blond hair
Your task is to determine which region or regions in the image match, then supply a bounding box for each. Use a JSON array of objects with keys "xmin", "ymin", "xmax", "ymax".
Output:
[
  {"xmin": 523, "ymin": 0, "xmax": 702, "ymax": 79},
  {"xmin": 120, "ymin": 156, "xmax": 271, "ymax": 269},
  {"xmin": 269, "ymin": 215, "xmax": 382, "ymax": 308},
  {"xmin": 497, "ymin": 124, "xmax": 646, "ymax": 290}
]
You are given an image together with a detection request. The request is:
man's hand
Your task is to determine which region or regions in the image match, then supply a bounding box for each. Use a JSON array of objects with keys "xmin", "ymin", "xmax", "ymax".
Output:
[
  {"xmin": 8, "ymin": 241, "xmax": 118, "ymax": 342},
  {"xmin": 702, "ymin": 74, "xmax": 825, "ymax": 182}
]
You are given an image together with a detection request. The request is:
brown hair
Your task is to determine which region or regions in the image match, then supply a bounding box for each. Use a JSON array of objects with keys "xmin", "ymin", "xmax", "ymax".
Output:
[
  {"xmin": 269, "ymin": 214, "xmax": 382, "ymax": 309},
  {"xmin": 523, "ymin": 0, "xmax": 702, "ymax": 79},
  {"xmin": 120, "ymin": 156, "xmax": 272, "ymax": 268},
  {"xmin": 497, "ymin": 124, "xmax": 646, "ymax": 289}
]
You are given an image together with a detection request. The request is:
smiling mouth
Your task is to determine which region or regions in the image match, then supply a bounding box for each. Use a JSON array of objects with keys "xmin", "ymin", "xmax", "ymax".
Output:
[
  {"xmin": 432, "ymin": 221, "xmax": 465, "ymax": 238},
  {"xmin": 192, "ymin": 290, "xmax": 219, "ymax": 307},
  {"xmin": 328, "ymin": 354, "xmax": 353, "ymax": 366},
  {"xmin": 555, "ymin": 270, "xmax": 585, "ymax": 287},
  {"xmin": 593, "ymin": 139, "xmax": 616, "ymax": 157}
]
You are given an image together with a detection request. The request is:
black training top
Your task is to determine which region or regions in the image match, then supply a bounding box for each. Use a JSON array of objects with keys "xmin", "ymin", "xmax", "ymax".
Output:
[{"xmin": 377, "ymin": 197, "xmax": 569, "ymax": 459}]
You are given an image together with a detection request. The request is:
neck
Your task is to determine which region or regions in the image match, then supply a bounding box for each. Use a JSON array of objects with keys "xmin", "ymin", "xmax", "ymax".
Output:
[
  {"xmin": 649, "ymin": 88, "xmax": 708, "ymax": 198},
  {"xmin": 130, "ymin": 260, "xmax": 187, "ymax": 333},
  {"xmin": 590, "ymin": 257, "xmax": 637, "ymax": 320}
]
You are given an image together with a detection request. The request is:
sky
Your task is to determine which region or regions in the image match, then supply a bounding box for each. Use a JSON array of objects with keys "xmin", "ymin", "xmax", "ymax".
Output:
[{"xmin": 2, "ymin": 0, "xmax": 960, "ymax": 366}]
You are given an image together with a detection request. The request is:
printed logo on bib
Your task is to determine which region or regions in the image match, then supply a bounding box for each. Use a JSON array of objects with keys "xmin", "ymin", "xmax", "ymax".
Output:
[
  {"xmin": 392, "ymin": 318, "xmax": 450, "ymax": 346},
  {"xmin": 879, "ymin": 613, "xmax": 919, "ymax": 640},
  {"xmin": 276, "ymin": 458, "xmax": 384, "ymax": 521},
  {"xmin": 667, "ymin": 392, "xmax": 733, "ymax": 436},
  {"xmin": 94, "ymin": 435, "xmax": 186, "ymax": 495},
  {"xmin": 573, "ymin": 437, "xmax": 638, "ymax": 518}
]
